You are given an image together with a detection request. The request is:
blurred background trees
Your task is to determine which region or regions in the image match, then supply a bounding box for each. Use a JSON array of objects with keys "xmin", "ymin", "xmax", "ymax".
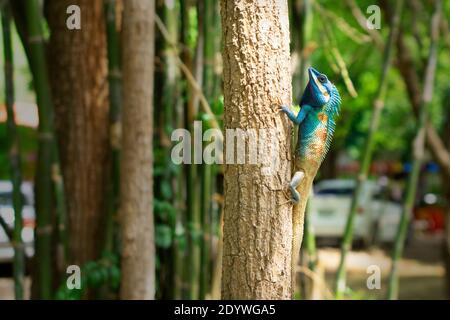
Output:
[{"xmin": 0, "ymin": 0, "xmax": 449, "ymax": 300}]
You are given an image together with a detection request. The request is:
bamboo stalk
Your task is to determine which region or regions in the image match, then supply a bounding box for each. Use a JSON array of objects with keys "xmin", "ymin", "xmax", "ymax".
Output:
[
  {"xmin": 0, "ymin": 211, "xmax": 12, "ymax": 239},
  {"xmin": 344, "ymin": 0, "xmax": 384, "ymax": 51},
  {"xmin": 313, "ymin": 2, "xmax": 370, "ymax": 44},
  {"xmin": 182, "ymin": 0, "xmax": 201, "ymax": 299},
  {"xmin": 304, "ymin": 203, "xmax": 317, "ymax": 273},
  {"xmin": 202, "ymin": 0, "xmax": 221, "ymax": 102},
  {"xmin": 199, "ymin": 0, "xmax": 220, "ymax": 300},
  {"xmin": 334, "ymin": 0, "xmax": 404, "ymax": 299},
  {"xmin": 370, "ymin": 1, "xmax": 450, "ymax": 183},
  {"xmin": 103, "ymin": 0, "xmax": 122, "ymax": 255},
  {"xmin": 157, "ymin": 0, "xmax": 184, "ymax": 300},
  {"xmin": 210, "ymin": 205, "xmax": 224, "ymax": 300},
  {"xmin": 154, "ymin": 14, "xmax": 222, "ymax": 138},
  {"xmin": 173, "ymin": 158, "xmax": 185, "ymax": 299},
  {"xmin": 14, "ymin": 0, "xmax": 69, "ymax": 294},
  {"xmin": 52, "ymin": 145, "xmax": 68, "ymax": 271},
  {"xmin": 315, "ymin": 2, "xmax": 358, "ymax": 98},
  {"xmin": 24, "ymin": 0, "xmax": 56, "ymax": 299},
  {"xmin": 192, "ymin": 0, "xmax": 204, "ymax": 115},
  {"xmin": 387, "ymin": 0, "xmax": 441, "ymax": 300},
  {"xmin": 2, "ymin": 2, "xmax": 25, "ymax": 299},
  {"xmin": 199, "ymin": 163, "xmax": 212, "ymax": 299},
  {"xmin": 179, "ymin": 0, "xmax": 192, "ymax": 299}
]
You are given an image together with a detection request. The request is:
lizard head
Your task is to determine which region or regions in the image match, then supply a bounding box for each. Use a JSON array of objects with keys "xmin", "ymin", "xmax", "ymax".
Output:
[{"xmin": 301, "ymin": 67, "xmax": 334, "ymax": 107}]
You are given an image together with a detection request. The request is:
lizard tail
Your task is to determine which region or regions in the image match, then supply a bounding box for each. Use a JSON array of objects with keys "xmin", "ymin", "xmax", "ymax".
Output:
[{"xmin": 291, "ymin": 175, "xmax": 312, "ymax": 298}]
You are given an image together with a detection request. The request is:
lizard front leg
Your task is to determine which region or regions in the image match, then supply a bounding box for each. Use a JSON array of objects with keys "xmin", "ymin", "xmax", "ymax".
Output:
[
  {"xmin": 279, "ymin": 104, "xmax": 310, "ymax": 204},
  {"xmin": 280, "ymin": 104, "xmax": 311, "ymax": 124}
]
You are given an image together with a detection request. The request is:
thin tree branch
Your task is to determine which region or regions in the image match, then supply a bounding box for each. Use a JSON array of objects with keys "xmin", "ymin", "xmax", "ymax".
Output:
[
  {"xmin": 0, "ymin": 210, "xmax": 13, "ymax": 240},
  {"xmin": 335, "ymin": 0, "xmax": 404, "ymax": 299},
  {"xmin": 313, "ymin": 1, "xmax": 371, "ymax": 44},
  {"xmin": 388, "ymin": 0, "xmax": 442, "ymax": 299},
  {"xmin": 344, "ymin": 0, "xmax": 384, "ymax": 51},
  {"xmin": 315, "ymin": 4, "xmax": 358, "ymax": 97},
  {"xmin": 155, "ymin": 14, "xmax": 223, "ymax": 139},
  {"xmin": 296, "ymin": 266, "xmax": 334, "ymax": 300},
  {"xmin": 382, "ymin": 0, "xmax": 450, "ymax": 180},
  {"xmin": 441, "ymin": 14, "xmax": 450, "ymax": 49}
]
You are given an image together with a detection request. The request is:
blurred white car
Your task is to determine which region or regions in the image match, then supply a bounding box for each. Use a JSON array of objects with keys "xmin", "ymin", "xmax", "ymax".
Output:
[
  {"xmin": 0, "ymin": 181, "xmax": 35, "ymax": 263},
  {"xmin": 309, "ymin": 179, "xmax": 402, "ymax": 246}
]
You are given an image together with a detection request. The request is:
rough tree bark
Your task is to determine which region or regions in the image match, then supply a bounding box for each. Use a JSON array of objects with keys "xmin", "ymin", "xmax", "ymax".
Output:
[
  {"xmin": 46, "ymin": 0, "xmax": 110, "ymax": 266},
  {"xmin": 120, "ymin": 0, "xmax": 155, "ymax": 300},
  {"xmin": 220, "ymin": 0, "xmax": 293, "ymax": 299}
]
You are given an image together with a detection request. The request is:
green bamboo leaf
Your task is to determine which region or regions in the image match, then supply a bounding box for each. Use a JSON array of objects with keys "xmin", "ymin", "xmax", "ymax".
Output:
[{"xmin": 156, "ymin": 224, "xmax": 172, "ymax": 249}]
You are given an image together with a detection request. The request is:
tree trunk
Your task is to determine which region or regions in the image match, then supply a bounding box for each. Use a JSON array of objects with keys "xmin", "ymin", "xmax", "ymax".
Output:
[
  {"xmin": 220, "ymin": 0, "xmax": 293, "ymax": 299},
  {"xmin": 46, "ymin": 0, "xmax": 110, "ymax": 266},
  {"xmin": 200, "ymin": 0, "xmax": 221, "ymax": 300},
  {"xmin": 186, "ymin": 0, "xmax": 203, "ymax": 300},
  {"xmin": 120, "ymin": 0, "xmax": 155, "ymax": 300}
]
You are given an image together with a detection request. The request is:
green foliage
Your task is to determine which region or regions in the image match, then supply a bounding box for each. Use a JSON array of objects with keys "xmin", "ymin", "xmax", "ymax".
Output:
[
  {"xmin": 156, "ymin": 224, "xmax": 173, "ymax": 249},
  {"xmin": 200, "ymin": 95, "xmax": 224, "ymax": 130},
  {"xmin": 0, "ymin": 22, "xmax": 35, "ymax": 103},
  {"xmin": 186, "ymin": 6, "xmax": 198, "ymax": 51},
  {"xmin": 0, "ymin": 23, "xmax": 37, "ymax": 180},
  {"xmin": 55, "ymin": 251, "xmax": 121, "ymax": 300},
  {"xmin": 343, "ymin": 286, "xmax": 375, "ymax": 300},
  {"xmin": 308, "ymin": 0, "xmax": 450, "ymax": 165},
  {"xmin": 5, "ymin": 0, "xmax": 450, "ymax": 301},
  {"xmin": 0, "ymin": 124, "xmax": 37, "ymax": 179}
]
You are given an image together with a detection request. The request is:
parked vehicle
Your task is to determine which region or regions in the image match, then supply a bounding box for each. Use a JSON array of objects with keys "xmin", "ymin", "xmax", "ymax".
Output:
[
  {"xmin": 309, "ymin": 179, "xmax": 402, "ymax": 247},
  {"xmin": 0, "ymin": 181, "xmax": 35, "ymax": 263}
]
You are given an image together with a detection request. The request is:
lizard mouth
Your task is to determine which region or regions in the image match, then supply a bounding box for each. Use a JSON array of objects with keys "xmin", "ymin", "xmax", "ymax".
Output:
[{"xmin": 309, "ymin": 67, "xmax": 330, "ymax": 102}]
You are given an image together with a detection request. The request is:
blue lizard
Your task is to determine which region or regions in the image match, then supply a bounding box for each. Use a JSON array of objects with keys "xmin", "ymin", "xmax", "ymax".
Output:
[{"xmin": 280, "ymin": 67, "xmax": 341, "ymax": 293}]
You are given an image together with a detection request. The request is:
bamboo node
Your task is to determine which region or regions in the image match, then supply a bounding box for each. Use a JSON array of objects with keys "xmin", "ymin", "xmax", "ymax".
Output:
[
  {"xmin": 51, "ymin": 164, "xmax": 62, "ymax": 183},
  {"xmin": 11, "ymin": 241, "xmax": 25, "ymax": 249},
  {"xmin": 374, "ymin": 99, "xmax": 384, "ymax": 110},
  {"xmin": 109, "ymin": 68, "xmax": 122, "ymax": 79},
  {"xmin": 28, "ymin": 35, "xmax": 44, "ymax": 44},
  {"xmin": 35, "ymin": 225, "xmax": 53, "ymax": 235},
  {"xmin": 38, "ymin": 132, "xmax": 54, "ymax": 141},
  {"xmin": 110, "ymin": 122, "xmax": 122, "ymax": 149}
]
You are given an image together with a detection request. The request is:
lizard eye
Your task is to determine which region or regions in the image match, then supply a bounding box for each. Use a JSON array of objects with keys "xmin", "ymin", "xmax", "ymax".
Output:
[{"xmin": 318, "ymin": 75, "xmax": 327, "ymax": 83}]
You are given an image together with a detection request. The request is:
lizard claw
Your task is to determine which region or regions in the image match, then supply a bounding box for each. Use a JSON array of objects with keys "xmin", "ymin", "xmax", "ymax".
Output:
[
  {"xmin": 279, "ymin": 105, "xmax": 289, "ymax": 113},
  {"xmin": 282, "ymin": 189, "xmax": 290, "ymax": 200},
  {"xmin": 281, "ymin": 189, "xmax": 298, "ymax": 205},
  {"xmin": 274, "ymin": 96, "xmax": 288, "ymax": 113}
]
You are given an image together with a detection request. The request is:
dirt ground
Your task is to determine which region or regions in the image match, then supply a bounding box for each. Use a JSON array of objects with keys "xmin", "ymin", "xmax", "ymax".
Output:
[
  {"xmin": 0, "ymin": 233, "xmax": 447, "ymax": 300},
  {"xmin": 0, "ymin": 266, "xmax": 31, "ymax": 300},
  {"xmin": 317, "ymin": 232, "xmax": 447, "ymax": 299}
]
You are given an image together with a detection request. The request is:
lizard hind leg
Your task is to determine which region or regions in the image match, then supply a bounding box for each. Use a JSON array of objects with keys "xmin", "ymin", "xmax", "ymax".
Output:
[{"xmin": 289, "ymin": 170, "xmax": 305, "ymax": 204}]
